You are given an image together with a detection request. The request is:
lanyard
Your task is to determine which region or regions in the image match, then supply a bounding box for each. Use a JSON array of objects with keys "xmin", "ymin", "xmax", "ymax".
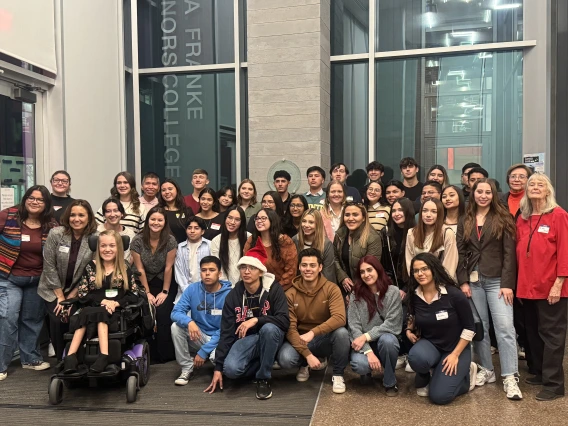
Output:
[
  {"xmin": 476, "ymin": 222, "xmax": 483, "ymax": 241},
  {"xmin": 527, "ymin": 214, "xmax": 544, "ymax": 257}
]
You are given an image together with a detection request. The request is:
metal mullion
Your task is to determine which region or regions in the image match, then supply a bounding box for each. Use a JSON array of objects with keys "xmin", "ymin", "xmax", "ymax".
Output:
[
  {"xmin": 330, "ymin": 53, "xmax": 369, "ymax": 63},
  {"xmin": 234, "ymin": 0, "xmax": 242, "ymax": 182},
  {"xmin": 138, "ymin": 63, "xmax": 235, "ymax": 75},
  {"xmin": 131, "ymin": 0, "xmax": 141, "ymax": 184},
  {"xmin": 368, "ymin": 0, "xmax": 376, "ymax": 162}
]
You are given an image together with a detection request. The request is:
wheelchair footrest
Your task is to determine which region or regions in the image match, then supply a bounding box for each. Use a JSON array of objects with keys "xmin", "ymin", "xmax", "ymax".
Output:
[{"xmin": 87, "ymin": 364, "xmax": 120, "ymax": 377}]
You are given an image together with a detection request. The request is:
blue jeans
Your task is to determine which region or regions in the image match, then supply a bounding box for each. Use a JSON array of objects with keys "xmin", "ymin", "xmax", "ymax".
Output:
[
  {"xmin": 278, "ymin": 327, "xmax": 350, "ymax": 376},
  {"xmin": 0, "ymin": 276, "xmax": 44, "ymax": 371},
  {"xmin": 470, "ymin": 273, "xmax": 518, "ymax": 376},
  {"xmin": 223, "ymin": 323, "xmax": 284, "ymax": 381},
  {"xmin": 408, "ymin": 339, "xmax": 471, "ymax": 405},
  {"xmin": 350, "ymin": 333, "xmax": 399, "ymax": 387}
]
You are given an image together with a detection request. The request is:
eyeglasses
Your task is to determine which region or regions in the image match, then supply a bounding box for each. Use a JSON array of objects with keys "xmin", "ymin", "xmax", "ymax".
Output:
[
  {"xmin": 226, "ymin": 216, "xmax": 241, "ymax": 223},
  {"xmin": 509, "ymin": 174, "xmax": 528, "ymax": 180},
  {"xmin": 255, "ymin": 216, "xmax": 269, "ymax": 223},
  {"xmin": 52, "ymin": 178, "xmax": 69, "ymax": 184},
  {"xmin": 421, "ymin": 190, "xmax": 440, "ymax": 197},
  {"xmin": 27, "ymin": 197, "xmax": 45, "ymax": 204},
  {"xmin": 262, "ymin": 200, "xmax": 275, "ymax": 205},
  {"xmin": 367, "ymin": 188, "xmax": 382, "ymax": 194},
  {"xmin": 238, "ymin": 265, "xmax": 259, "ymax": 272},
  {"xmin": 290, "ymin": 204, "xmax": 304, "ymax": 209},
  {"xmin": 412, "ymin": 266, "xmax": 430, "ymax": 275}
]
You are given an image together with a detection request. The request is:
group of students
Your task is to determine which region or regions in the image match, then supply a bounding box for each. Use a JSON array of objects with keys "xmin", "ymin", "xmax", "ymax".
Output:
[{"xmin": 0, "ymin": 160, "xmax": 566, "ymax": 405}]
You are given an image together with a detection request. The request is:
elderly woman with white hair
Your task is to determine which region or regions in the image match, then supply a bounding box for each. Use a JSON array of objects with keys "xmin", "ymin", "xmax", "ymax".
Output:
[{"xmin": 516, "ymin": 173, "xmax": 568, "ymax": 401}]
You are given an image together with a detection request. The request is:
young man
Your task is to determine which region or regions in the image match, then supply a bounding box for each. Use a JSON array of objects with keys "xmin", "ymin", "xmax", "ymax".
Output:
[
  {"xmin": 204, "ymin": 240, "xmax": 289, "ymax": 400},
  {"xmin": 330, "ymin": 163, "xmax": 362, "ymax": 202},
  {"xmin": 273, "ymin": 170, "xmax": 292, "ymax": 211},
  {"xmin": 305, "ymin": 166, "xmax": 326, "ymax": 210},
  {"xmin": 461, "ymin": 162, "xmax": 481, "ymax": 200},
  {"xmin": 140, "ymin": 172, "xmax": 160, "ymax": 210},
  {"xmin": 174, "ymin": 216, "xmax": 211, "ymax": 302},
  {"xmin": 277, "ymin": 248, "xmax": 349, "ymax": 394},
  {"xmin": 184, "ymin": 169, "xmax": 210, "ymax": 213},
  {"xmin": 361, "ymin": 161, "xmax": 385, "ymax": 198},
  {"xmin": 467, "ymin": 167, "xmax": 489, "ymax": 194},
  {"xmin": 171, "ymin": 256, "xmax": 232, "ymax": 386},
  {"xmin": 415, "ymin": 180, "xmax": 443, "ymax": 216},
  {"xmin": 399, "ymin": 157, "xmax": 423, "ymax": 203},
  {"xmin": 50, "ymin": 170, "xmax": 75, "ymax": 224}
]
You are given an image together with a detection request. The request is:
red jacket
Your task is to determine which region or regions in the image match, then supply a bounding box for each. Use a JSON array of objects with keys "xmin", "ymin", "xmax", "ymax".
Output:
[{"xmin": 516, "ymin": 207, "xmax": 568, "ymax": 299}]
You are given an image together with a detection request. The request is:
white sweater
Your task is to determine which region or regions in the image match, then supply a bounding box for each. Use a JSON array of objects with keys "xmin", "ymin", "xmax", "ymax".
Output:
[{"xmin": 211, "ymin": 233, "xmax": 251, "ymax": 287}]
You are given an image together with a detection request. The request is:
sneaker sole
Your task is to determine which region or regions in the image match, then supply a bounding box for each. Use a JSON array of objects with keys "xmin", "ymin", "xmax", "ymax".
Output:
[
  {"xmin": 296, "ymin": 376, "xmax": 309, "ymax": 382},
  {"xmin": 175, "ymin": 381, "xmax": 189, "ymax": 386},
  {"xmin": 332, "ymin": 387, "xmax": 346, "ymax": 394},
  {"xmin": 22, "ymin": 365, "xmax": 50, "ymax": 371},
  {"xmin": 0, "ymin": 375, "xmax": 6, "ymax": 381},
  {"xmin": 476, "ymin": 377, "xmax": 497, "ymax": 387},
  {"xmin": 507, "ymin": 394, "xmax": 523, "ymax": 400},
  {"xmin": 256, "ymin": 391, "xmax": 273, "ymax": 400}
]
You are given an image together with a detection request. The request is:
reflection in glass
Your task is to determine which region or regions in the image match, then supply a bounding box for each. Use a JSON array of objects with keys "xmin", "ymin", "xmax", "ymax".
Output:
[
  {"xmin": 376, "ymin": 0, "xmax": 523, "ymax": 52},
  {"xmin": 376, "ymin": 51, "xmax": 523, "ymax": 184},
  {"xmin": 139, "ymin": 72, "xmax": 236, "ymax": 192},
  {"xmin": 331, "ymin": 0, "xmax": 369, "ymax": 55}
]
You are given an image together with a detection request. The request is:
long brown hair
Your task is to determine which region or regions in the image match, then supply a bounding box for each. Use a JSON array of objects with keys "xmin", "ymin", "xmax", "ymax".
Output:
[
  {"xmin": 237, "ymin": 179, "xmax": 258, "ymax": 206},
  {"xmin": 463, "ymin": 179, "xmax": 516, "ymax": 241},
  {"xmin": 59, "ymin": 199, "xmax": 97, "ymax": 236},
  {"xmin": 298, "ymin": 209, "xmax": 326, "ymax": 254},
  {"xmin": 110, "ymin": 172, "xmax": 142, "ymax": 215},
  {"xmin": 413, "ymin": 198, "xmax": 445, "ymax": 251},
  {"xmin": 353, "ymin": 256, "xmax": 392, "ymax": 320},
  {"xmin": 340, "ymin": 203, "xmax": 373, "ymax": 249}
]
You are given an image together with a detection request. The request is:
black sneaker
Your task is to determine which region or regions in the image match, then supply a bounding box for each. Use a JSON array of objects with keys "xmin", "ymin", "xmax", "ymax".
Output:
[
  {"xmin": 256, "ymin": 380, "xmax": 272, "ymax": 400},
  {"xmin": 535, "ymin": 390, "xmax": 563, "ymax": 401},
  {"xmin": 524, "ymin": 375, "xmax": 543, "ymax": 385},
  {"xmin": 385, "ymin": 385, "xmax": 399, "ymax": 397}
]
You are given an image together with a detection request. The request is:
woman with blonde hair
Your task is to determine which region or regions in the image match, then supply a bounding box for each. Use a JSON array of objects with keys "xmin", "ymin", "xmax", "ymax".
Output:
[
  {"xmin": 426, "ymin": 165, "xmax": 450, "ymax": 189},
  {"xmin": 62, "ymin": 230, "xmax": 139, "ymax": 374},
  {"xmin": 293, "ymin": 209, "xmax": 336, "ymax": 282},
  {"xmin": 321, "ymin": 180, "xmax": 347, "ymax": 241}
]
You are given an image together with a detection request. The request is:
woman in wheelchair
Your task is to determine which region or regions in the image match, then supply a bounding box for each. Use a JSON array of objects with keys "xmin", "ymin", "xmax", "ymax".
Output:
[{"xmin": 63, "ymin": 230, "xmax": 138, "ymax": 374}]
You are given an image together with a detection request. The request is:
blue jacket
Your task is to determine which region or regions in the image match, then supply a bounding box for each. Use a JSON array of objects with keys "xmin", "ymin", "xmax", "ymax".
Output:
[{"xmin": 171, "ymin": 279, "xmax": 232, "ymax": 359}]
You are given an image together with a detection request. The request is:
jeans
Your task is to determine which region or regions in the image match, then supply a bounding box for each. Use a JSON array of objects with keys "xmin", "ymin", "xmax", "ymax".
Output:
[
  {"xmin": 470, "ymin": 273, "xmax": 518, "ymax": 376},
  {"xmin": 0, "ymin": 276, "xmax": 44, "ymax": 371},
  {"xmin": 171, "ymin": 323, "xmax": 215, "ymax": 373},
  {"xmin": 408, "ymin": 338, "xmax": 471, "ymax": 405},
  {"xmin": 350, "ymin": 333, "xmax": 399, "ymax": 387},
  {"xmin": 278, "ymin": 327, "xmax": 350, "ymax": 376},
  {"xmin": 223, "ymin": 323, "xmax": 284, "ymax": 381}
]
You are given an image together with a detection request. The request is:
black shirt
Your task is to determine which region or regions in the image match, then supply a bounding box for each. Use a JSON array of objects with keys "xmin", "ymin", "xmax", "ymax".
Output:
[
  {"xmin": 202, "ymin": 213, "xmax": 225, "ymax": 241},
  {"xmin": 64, "ymin": 236, "xmax": 82, "ymax": 291},
  {"xmin": 165, "ymin": 208, "xmax": 193, "ymax": 244},
  {"xmin": 51, "ymin": 194, "xmax": 75, "ymax": 224},
  {"xmin": 244, "ymin": 285, "xmax": 263, "ymax": 319},
  {"xmin": 342, "ymin": 238, "xmax": 351, "ymax": 279},
  {"xmin": 403, "ymin": 182, "xmax": 424, "ymax": 203}
]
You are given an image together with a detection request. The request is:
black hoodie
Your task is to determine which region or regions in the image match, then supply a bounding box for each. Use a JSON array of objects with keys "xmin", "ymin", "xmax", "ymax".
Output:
[{"xmin": 214, "ymin": 272, "xmax": 290, "ymax": 372}]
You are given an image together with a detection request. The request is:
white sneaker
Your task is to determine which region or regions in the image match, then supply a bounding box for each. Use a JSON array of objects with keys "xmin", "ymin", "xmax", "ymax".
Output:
[
  {"xmin": 311, "ymin": 357, "xmax": 328, "ymax": 371},
  {"xmin": 405, "ymin": 362, "xmax": 415, "ymax": 373},
  {"xmin": 491, "ymin": 346, "xmax": 498, "ymax": 355},
  {"xmin": 0, "ymin": 371, "xmax": 6, "ymax": 381},
  {"xmin": 48, "ymin": 343, "xmax": 56, "ymax": 358},
  {"xmin": 518, "ymin": 346, "xmax": 526, "ymax": 360},
  {"xmin": 503, "ymin": 376, "xmax": 523, "ymax": 400},
  {"xmin": 296, "ymin": 366, "xmax": 310, "ymax": 382},
  {"xmin": 395, "ymin": 355, "xmax": 406, "ymax": 370},
  {"xmin": 272, "ymin": 361, "xmax": 281, "ymax": 370},
  {"xmin": 174, "ymin": 370, "xmax": 193, "ymax": 386},
  {"xmin": 22, "ymin": 361, "xmax": 50, "ymax": 371},
  {"xmin": 476, "ymin": 367, "xmax": 496, "ymax": 386},
  {"xmin": 332, "ymin": 375, "xmax": 346, "ymax": 394},
  {"xmin": 469, "ymin": 362, "xmax": 478, "ymax": 392},
  {"xmin": 416, "ymin": 385, "xmax": 429, "ymax": 397}
]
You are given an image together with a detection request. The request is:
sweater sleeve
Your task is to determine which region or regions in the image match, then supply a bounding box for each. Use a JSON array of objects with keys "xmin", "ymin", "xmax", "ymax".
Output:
[
  {"xmin": 365, "ymin": 231, "xmax": 382, "ymax": 261},
  {"xmin": 243, "ymin": 236, "xmax": 252, "ymax": 254},
  {"xmin": 556, "ymin": 210, "xmax": 568, "ymax": 277},
  {"xmin": 310, "ymin": 284, "xmax": 346, "ymax": 336},
  {"xmin": 333, "ymin": 235, "xmax": 349, "ymax": 284},
  {"xmin": 442, "ymin": 229, "xmax": 459, "ymax": 280},
  {"xmin": 500, "ymin": 230, "xmax": 517, "ymax": 290},
  {"xmin": 322, "ymin": 240, "xmax": 337, "ymax": 283},
  {"xmin": 366, "ymin": 287, "xmax": 403, "ymax": 340},
  {"xmin": 278, "ymin": 236, "xmax": 298, "ymax": 291},
  {"xmin": 170, "ymin": 287, "xmax": 193, "ymax": 328},
  {"xmin": 95, "ymin": 207, "xmax": 105, "ymax": 225},
  {"xmin": 348, "ymin": 294, "xmax": 372, "ymax": 353},
  {"xmin": 452, "ymin": 288, "xmax": 476, "ymax": 340},
  {"xmin": 39, "ymin": 230, "xmax": 63, "ymax": 291},
  {"xmin": 210, "ymin": 236, "xmax": 220, "ymax": 258},
  {"xmin": 198, "ymin": 328, "xmax": 221, "ymax": 360},
  {"xmin": 456, "ymin": 221, "xmax": 469, "ymax": 285},
  {"xmin": 405, "ymin": 230, "xmax": 415, "ymax": 276},
  {"xmin": 285, "ymin": 291, "xmax": 312, "ymax": 358}
]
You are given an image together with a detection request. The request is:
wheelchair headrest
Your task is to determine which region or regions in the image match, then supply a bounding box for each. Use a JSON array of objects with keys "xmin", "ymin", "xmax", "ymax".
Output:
[{"xmin": 88, "ymin": 234, "xmax": 131, "ymax": 252}]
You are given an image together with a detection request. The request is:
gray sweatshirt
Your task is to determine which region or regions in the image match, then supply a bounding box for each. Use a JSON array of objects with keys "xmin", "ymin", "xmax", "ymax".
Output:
[{"xmin": 348, "ymin": 285, "xmax": 403, "ymax": 353}]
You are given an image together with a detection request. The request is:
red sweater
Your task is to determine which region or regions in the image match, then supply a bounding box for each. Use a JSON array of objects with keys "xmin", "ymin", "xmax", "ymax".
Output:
[{"xmin": 508, "ymin": 190, "xmax": 524, "ymax": 216}]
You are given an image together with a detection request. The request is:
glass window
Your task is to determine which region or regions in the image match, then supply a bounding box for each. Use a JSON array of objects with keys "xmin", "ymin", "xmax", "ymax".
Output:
[
  {"xmin": 376, "ymin": 0, "xmax": 523, "ymax": 52},
  {"xmin": 375, "ymin": 50, "xmax": 523, "ymax": 184},
  {"xmin": 139, "ymin": 72, "xmax": 236, "ymax": 193},
  {"xmin": 331, "ymin": 62, "xmax": 369, "ymax": 173},
  {"xmin": 331, "ymin": 0, "xmax": 369, "ymax": 55},
  {"xmin": 137, "ymin": 0, "xmax": 234, "ymax": 69},
  {"xmin": 124, "ymin": 0, "xmax": 132, "ymax": 68}
]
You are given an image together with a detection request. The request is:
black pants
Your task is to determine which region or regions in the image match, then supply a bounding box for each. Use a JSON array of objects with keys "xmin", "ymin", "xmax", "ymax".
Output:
[
  {"xmin": 45, "ymin": 299, "xmax": 69, "ymax": 361},
  {"xmin": 514, "ymin": 297, "xmax": 534, "ymax": 371},
  {"xmin": 147, "ymin": 277, "xmax": 177, "ymax": 363},
  {"xmin": 523, "ymin": 298, "xmax": 568, "ymax": 395}
]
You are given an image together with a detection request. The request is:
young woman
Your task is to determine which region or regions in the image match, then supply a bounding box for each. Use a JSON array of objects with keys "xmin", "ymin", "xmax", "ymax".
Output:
[
  {"xmin": 349, "ymin": 256, "xmax": 403, "ymax": 395},
  {"xmin": 38, "ymin": 200, "xmax": 98, "ymax": 361},
  {"xmin": 216, "ymin": 186, "xmax": 237, "ymax": 213},
  {"xmin": 365, "ymin": 181, "xmax": 391, "ymax": 232},
  {"xmin": 210, "ymin": 206, "xmax": 250, "ymax": 286},
  {"xmin": 333, "ymin": 203, "xmax": 382, "ymax": 297},
  {"xmin": 405, "ymin": 198, "xmax": 458, "ymax": 280},
  {"xmin": 283, "ymin": 194, "xmax": 308, "ymax": 238},
  {"xmin": 130, "ymin": 206, "xmax": 178, "ymax": 363},
  {"xmin": 442, "ymin": 185, "xmax": 465, "ymax": 235},
  {"xmin": 384, "ymin": 180, "xmax": 406, "ymax": 206},
  {"xmin": 406, "ymin": 253, "xmax": 477, "ymax": 405},
  {"xmin": 237, "ymin": 179, "xmax": 261, "ymax": 223},
  {"xmin": 321, "ymin": 180, "xmax": 346, "ymax": 241},
  {"xmin": 457, "ymin": 179, "xmax": 521, "ymax": 400},
  {"xmin": 0, "ymin": 186, "xmax": 57, "ymax": 380},
  {"xmin": 247, "ymin": 191, "xmax": 286, "ymax": 234},
  {"xmin": 243, "ymin": 208, "xmax": 298, "ymax": 291},
  {"xmin": 62, "ymin": 230, "xmax": 139, "ymax": 374},
  {"xmin": 96, "ymin": 172, "xmax": 147, "ymax": 233},
  {"xmin": 50, "ymin": 170, "xmax": 74, "ymax": 224},
  {"xmin": 196, "ymin": 188, "xmax": 223, "ymax": 241},
  {"xmin": 159, "ymin": 178, "xmax": 194, "ymax": 244},
  {"xmin": 292, "ymin": 209, "xmax": 336, "ymax": 283},
  {"xmin": 96, "ymin": 198, "xmax": 136, "ymax": 264},
  {"xmin": 426, "ymin": 165, "xmax": 450, "ymax": 189}
]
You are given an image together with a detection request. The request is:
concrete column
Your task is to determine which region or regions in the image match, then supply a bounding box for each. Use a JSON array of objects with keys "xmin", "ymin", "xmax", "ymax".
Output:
[{"xmin": 247, "ymin": 0, "xmax": 331, "ymax": 194}]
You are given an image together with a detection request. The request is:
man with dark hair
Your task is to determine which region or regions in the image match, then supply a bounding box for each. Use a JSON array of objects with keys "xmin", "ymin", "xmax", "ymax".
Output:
[
  {"xmin": 420, "ymin": 181, "xmax": 443, "ymax": 204},
  {"xmin": 273, "ymin": 170, "xmax": 292, "ymax": 211},
  {"xmin": 461, "ymin": 162, "xmax": 481, "ymax": 200},
  {"xmin": 467, "ymin": 167, "xmax": 489, "ymax": 188},
  {"xmin": 171, "ymin": 256, "xmax": 232, "ymax": 386},
  {"xmin": 399, "ymin": 158, "xmax": 423, "ymax": 203},
  {"xmin": 141, "ymin": 172, "xmax": 160, "ymax": 210},
  {"xmin": 184, "ymin": 169, "xmax": 210, "ymax": 213},
  {"xmin": 305, "ymin": 166, "xmax": 326, "ymax": 210},
  {"xmin": 278, "ymin": 248, "xmax": 349, "ymax": 394},
  {"xmin": 360, "ymin": 161, "xmax": 385, "ymax": 198},
  {"xmin": 330, "ymin": 163, "xmax": 362, "ymax": 202}
]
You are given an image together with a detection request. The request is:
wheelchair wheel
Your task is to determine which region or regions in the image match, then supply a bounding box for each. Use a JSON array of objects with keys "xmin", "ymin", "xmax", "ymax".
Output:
[
  {"xmin": 49, "ymin": 378, "xmax": 63, "ymax": 405},
  {"xmin": 139, "ymin": 342, "xmax": 150, "ymax": 387},
  {"xmin": 126, "ymin": 376, "xmax": 138, "ymax": 403},
  {"xmin": 63, "ymin": 380, "xmax": 78, "ymax": 389}
]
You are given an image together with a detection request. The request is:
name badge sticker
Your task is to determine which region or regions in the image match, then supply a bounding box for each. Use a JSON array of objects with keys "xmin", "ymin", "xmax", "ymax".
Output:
[
  {"xmin": 59, "ymin": 245, "xmax": 70, "ymax": 253},
  {"xmin": 319, "ymin": 199, "xmax": 325, "ymax": 205},
  {"xmin": 372, "ymin": 202, "xmax": 381, "ymax": 210},
  {"xmin": 211, "ymin": 309, "xmax": 222, "ymax": 316},
  {"xmin": 21, "ymin": 234, "xmax": 30, "ymax": 242},
  {"xmin": 53, "ymin": 206, "xmax": 62, "ymax": 211},
  {"xmin": 105, "ymin": 289, "xmax": 118, "ymax": 298},
  {"xmin": 538, "ymin": 225, "xmax": 550, "ymax": 234},
  {"xmin": 375, "ymin": 213, "xmax": 386, "ymax": 218},
  {"xmin": 211, "ymin": 223, "xmax": 221, "ymax": 230},
  {"xmin": 436, "ymin": 310, "xmax": 449, "ymax": 321},
  {"xmin": 346, "ymin": 196, "xmax": 354, "ymax": 202}
]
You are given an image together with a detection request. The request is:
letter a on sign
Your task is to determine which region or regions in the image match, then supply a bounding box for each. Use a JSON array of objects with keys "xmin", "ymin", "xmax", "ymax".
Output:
[{"xmin": 185, "ymin": 0, "xmax": 200, "ymax": 14}]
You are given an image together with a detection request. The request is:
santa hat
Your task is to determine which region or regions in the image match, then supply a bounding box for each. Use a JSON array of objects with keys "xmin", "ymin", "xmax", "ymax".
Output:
[{"xmin": 237, "ymin": 238, "xmax": 268, "ymax": 273}]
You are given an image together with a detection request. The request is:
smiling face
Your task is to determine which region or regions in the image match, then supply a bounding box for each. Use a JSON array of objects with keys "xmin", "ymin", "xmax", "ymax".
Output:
[
  {"xmin": 99, "ymin": 234, "xmax": 117, "ymax": 263},
  {"xmin": 412, "ymin": 260, "xmax": 433, "ymax": 286},
  {"xmin": 25, "ymin": 190, "xmax": 47, "ymax": 216},
  {"xmin": 508, "ymin": 167, "xmax": 529, "ymax": 193},
  {"xmin": 301, "ymin": 214, "xmax": 316, "ymax": 236},
  {"xmin": 343, "ymin": 205, "xmax": 365, "ymax": 232},
  {"xmin": 421, "ymin": 200, "xmax": 438, "ymax": 227},
  {"xmin": 161, "ymin": 182, "xmax": 177, "ymax": 204},
  {"xmin": 527, "ymin": 177, "xmax": 549, "ymax": 201},
  {"xmin": 331, "ymin": 165, "xmax": 348, "ymax": 183},
  {"xmin": 473, "ymin": 182, "xmax": 493, "ymax": 208},
  {"xmin": 239, "ymin": 183, "xmax": 254, "ymax": 201},
  {"xmin": 225, "ymin": 209, "xmax": 242, "ymax": 234},
  {"xmin": 442, "ymin": 188, "xmax": 459, "ymax": 210},
  {"xmin": 468, "ymin": 173, "xmax": 485, "ymax": 189},
  {"xmin": 142, "ymin": 177, "xmax": 159, "ymax": 198},
  {"xmin": 199, "ymin": 193, "xmax": 214, "ymax": 212},
  {"xmin": 261, "ymin": 194, "xmax": 276, "ymax": 211},
  {"xmin": 254, "ymin": 210, "xmax": 271, "ymax": 232},
  {"xmin": 366, "ymin": 182, "xmax": 382, "ymax": 204},
  {"xmin": 69, "ymin": 206, "xmax": 89, "ymax": 233},
  {"xmin": 359, "ymin": 262, "xmax": 379, "ymax": 287},
  {"xmin": 391, "ymin": 202, "xmax": 405, "ymax": 226},
  {"xmin": 115, "ymin": 176, "xmax": 131, "ymax": 197},
  {"xmin": 104, "ymin": 202, "xmax": 123, "ymax": 225},
  {"xmin": 148, "ymin": 212, "xmax": 166, "ymax": 234},
  {"xmin": 328, "ymin": 183, "xmax": 345, "ymax": 205},
  {"xmin": 186, "ymin": 221, "xmax": 205, "ymax": 242},
  {"xmin": 385, "ymin": 185, "xmax": 404, "ymax": 205},
  {"xmin": 51, "ymin": 173, "xmax": 70, "ymax": 196},
  {"xmin": 427, "ymin": 169, "xmax": 444, "ymax": 185},
  {"xmin": 219, "ymin": 190, "xmax": 234, "ymax": 208},
  {"xmin": 274, "ymin": 177, "xmax": 289, "ymax": 194},
  {"xmin": 192, "ymin": 173, "xmax": 209, "ymax": 191},
  {"xmin": 289, "ymin": 199, "xmax": 305, "ymax": 218},
  {"xmin": 299, "ymin": 256, "xmax": 322, "ymax": 283},
  {"xmin": 368, "ymin": 169, "xmax": 383, "ymax": 182},
  {"xmin": 421, "ymin": 185, "xmax": 441, "ymax": 203}
]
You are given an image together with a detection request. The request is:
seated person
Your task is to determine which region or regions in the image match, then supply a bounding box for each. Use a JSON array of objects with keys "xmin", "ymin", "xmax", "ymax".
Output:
[
  {"xmin": 204, "ymin": 240, "xmax": 289, "ymax": 400},
  {"xmin": 349, "ymin": 256, "xmax": 403, "ymax": 396},
  {"xmin": 277, "ymin": 248, "xmax": 349, "ymax": 394},
  {"xmin": 63, "ymin": 230, "xmax": 139, "ymax": 374},
  {"xmin": 170, "ymin": 256, "xmax": 232, "ymax": 386}
]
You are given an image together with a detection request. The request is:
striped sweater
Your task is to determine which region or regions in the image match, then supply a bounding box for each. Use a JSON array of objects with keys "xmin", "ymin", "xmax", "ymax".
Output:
[{"xmin": 0, "ymin": 207, "xmax": 57, "ymax": 278}]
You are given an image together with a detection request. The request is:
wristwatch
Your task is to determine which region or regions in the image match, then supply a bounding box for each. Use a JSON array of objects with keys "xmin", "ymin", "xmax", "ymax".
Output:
[{"xmin": 162, "ymin": 289, "xmax": 169, "ymax": 295}]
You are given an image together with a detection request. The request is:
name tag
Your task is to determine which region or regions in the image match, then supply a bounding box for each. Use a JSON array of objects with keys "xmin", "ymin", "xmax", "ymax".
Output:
[
  {"xmin": 211, "ymin": 309, "xmax": 222, "ymax": 316},
  {"xmin": 319, "ymin": 199, "xmax": 325, "ymax": 205},
  {"xmin": 21, "ymin": 234, "xmax": 30, "ymax": 242},
  {"xmin": 105, "ymin": 289, "xmax": 118, "ymax": 298},
  {"xmin": 59, "ymin": 245, "xmax": 70, "ymax": 253},
  {"xmin": 210, "ymin": 223, "xmax": 221, "ymax": 230},
  {"xmin": 346, "ymin": 196, "xmax": 354, "ymax": 202},
  {"xmin": 372, "ymin": 203, "xmax": 381, "ymax": 209},
  {"xmin": 54, "ymin": 206, "xmax": 62, "ymax": 211},
  {"xmin": 436, "ymin": 310, "xmax": 449, "ymax": 321},
  {"xmin": 538, "ymin": 225, "xmax": 550, "ymax": 234},
  {"xmin": 375, "ymin": 213, "xmax": 386, "ymax": 218}
]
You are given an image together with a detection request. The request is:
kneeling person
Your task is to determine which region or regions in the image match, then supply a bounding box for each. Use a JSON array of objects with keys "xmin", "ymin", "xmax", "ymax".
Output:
[
  {"xmin": 205, "ymin": 240, "xmax": 290, "ymax": 400},
  {"xmin": 278, "ymin": 248, "xmax": 349, "ymax": 394},
  {"xmin": 171, "ymin": 256, "xmax": 231, "ymax": 385}
]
